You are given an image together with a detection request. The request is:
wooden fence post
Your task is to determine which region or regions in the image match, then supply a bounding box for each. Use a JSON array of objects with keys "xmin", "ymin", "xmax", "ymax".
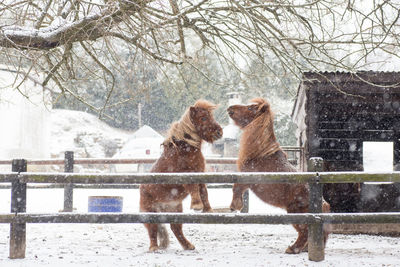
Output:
[
  {"xmin": 10, "ymin": 159, "xmax": 27, "ymax": 259},
  {"xmin": 307, "ymin": 157, "xmax": 324, "ymax": 262},
  {"xmin": 241, "ymin": 190, "xmax": 249, "ymax": 213},
  {"xmin": 63, "ymin": 151, "xmax": 74, "ymax": 212}
]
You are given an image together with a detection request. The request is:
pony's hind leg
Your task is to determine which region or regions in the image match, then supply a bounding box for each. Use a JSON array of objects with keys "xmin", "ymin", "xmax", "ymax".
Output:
[
  {"xmin": 184, "ymin": 184, "xmax": 203, "ymax": 211},
  {"xmin": 285, "ymin": 223, "xmax": 308, "ymax": 254},
  {"xmin": 286, "ymin": 198, "xmax": 309, "ymax": 254},
  {"xmin": 170, "ymin": 224, "xmax": 195, "ymax": 250},
  {"xmin": 322, "ymin": 200, "xmax": 332, "ymax": 247},
  {"xmin": 199, "ymin": 183, "xmax": 213, "ymax": 212},
  {"xmin": 166, "ymin": 201, "xmax": 195, "ymax": 250},
  {"xmin": 230, "ymin": 184, "xmax": 250, "ymax": 211},
  {"xmin": 144, "ymin": 223, "xmax": 160, "ymax": 252}
]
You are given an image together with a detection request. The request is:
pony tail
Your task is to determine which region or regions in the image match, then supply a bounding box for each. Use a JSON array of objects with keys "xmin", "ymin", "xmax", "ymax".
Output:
[{"xmin": 157, "ymin": 224, "xmax": 170, "ymax": 249}]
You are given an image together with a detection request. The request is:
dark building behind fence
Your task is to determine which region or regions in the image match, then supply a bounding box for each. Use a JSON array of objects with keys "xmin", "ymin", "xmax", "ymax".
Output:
[{"xmin": 292, "ymin": 71, "xmax": 400, "ymax": 212}]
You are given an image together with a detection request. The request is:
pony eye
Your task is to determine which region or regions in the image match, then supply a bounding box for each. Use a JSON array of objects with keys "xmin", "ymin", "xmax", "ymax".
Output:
[
  {"xmin": 201, "ymin": 117, "xmax": 207, "ymax": 121},
  {"xmin": 248, "ymin": 107, "xmax": 253, "ymax": 111}
]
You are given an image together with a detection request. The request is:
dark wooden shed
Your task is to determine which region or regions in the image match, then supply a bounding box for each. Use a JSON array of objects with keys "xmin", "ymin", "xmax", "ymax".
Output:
[{"xmin": 292, "ymin": 71, "xmax": 400, "ymax": 213}]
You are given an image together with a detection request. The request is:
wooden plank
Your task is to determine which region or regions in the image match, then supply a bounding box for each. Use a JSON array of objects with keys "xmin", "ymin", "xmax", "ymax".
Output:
[
  {"xmin": 317, "ymin": 150, "xmax": 362, "ymax": 161},
  {"xmin": 0, "ymin": 212, "xmax": 316, "ymax": 224},
  {"xmin": 9, "ymin": 222, "xmax": 26, "ymax": 259},
  {"xmin": 304, "ymin": 77, "xmax": 400, "ymax": 94},
  {"xmin": 63, "ymin": 151, "xmax": 74, "ymax": 212},
  {"xmin": 332, "ymin": 223, "xmax": 400, "ymax": 236},
  {"xmin": 394, "ymin": 141, "xmax": 400, "ymax": 166},
  {"xmin": 318, "ymin": 129, "xmax": 394, "ymax": 140},
  {"xmin": 305, "ymin": 86, "xmax": 320, "ymax": 160},
  {"xmin": 319, "ymin": 172, "xmax": 400, "ymax": 183},
  {"xmin": 318, "ymin": 139, "xmax": 361, "ymax": 150},
  {"xmin": 0, "ymin": 171, "xmax": 400, "ymax": 184},
  {"xmin": 0, "ymin": 157, "xmax": 242, "ymax": 166},
  {"xmin": 0, "ymin": 172, "xmax": 318, "ymax": 184},
  {"xmin": 302, "ymin": 71, "xmax": 400, "ymax": 85},
  {"xmin": 10, "ymin": 159, "xmax": 27, "ymax": 259},
  {"xmin": 318, "ymin": 113, "xmax": 399, "ymax": 123},
  {"xmin": 319, "ymin": 118, "xmax": 397, "ymax": 131},
  {"xmin": 314, "ymin": 91, "xmax": 400, "ymax": 104},
  {"xmin": 0, "ymin": 183, "xmax": 235, "ymax": 190},
  {"xmin": 323, "ymin": 160, "xmax": 363, "ymax": 172},
  {"xmin": 0, "ymin": 212, "xmax": 400, "ymax": 224},
  {"xmin": 307, "ymin": 157, "xmax": 324, "ymax": 262}
]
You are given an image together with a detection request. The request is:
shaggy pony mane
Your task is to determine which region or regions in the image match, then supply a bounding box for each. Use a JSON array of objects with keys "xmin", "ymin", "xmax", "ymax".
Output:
[
  {"xmin": 163, "ymin": 100, "xmax": 217, "ymax": 148},
  {"xmin": 238, "ymin": 98, "xmax": 281, "ymax": 168}
]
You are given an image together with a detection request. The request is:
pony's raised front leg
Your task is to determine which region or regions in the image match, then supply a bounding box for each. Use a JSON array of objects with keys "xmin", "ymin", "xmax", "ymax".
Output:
[
  {"xmin": 144, "ymin": 223, "xmax": 159, "ymax": 252},
  {"xmin": 230, "ymin": 184, "xmax": 250, "ymax": 211},
  {"xmin": 184, "ymin": 184, "xmax": 203, "ymax": 211},
  {"xmin": 170, "ymin": 224, "xmax": 195, "ymax": 250},
  {"xmin": 199, "ymin": 183, "xmax": 213, "ymax": 212},
  {"xmin": 166, "ymin": 201, "xmax": 195, "ymax": 250}
]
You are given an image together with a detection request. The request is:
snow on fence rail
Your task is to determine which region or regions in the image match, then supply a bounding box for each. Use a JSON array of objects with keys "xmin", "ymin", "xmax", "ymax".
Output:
[
  {"xmin": 0, "ymin": 157, "xmax": 238, "ymax": 165},
  {"xmin": 1, "ymin": 157, "xmax": 400, "ymax": 262},
  {"xmin": 0, "ymin": 146, "xmax": 303, "ymax": 166},
  {"xmin": 2, "ymin": 171, "xmax": 400, "ymax": 184}
]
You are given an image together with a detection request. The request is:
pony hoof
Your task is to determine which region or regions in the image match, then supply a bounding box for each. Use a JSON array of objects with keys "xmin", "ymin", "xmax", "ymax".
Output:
[
  {"xmin": 190, "ymin": 203, "xmax": 204, "ymax": 211},
  {"xmin": 183, "ymin": 244, "xmax": 195, "ymax": 250},
  {"xmin": 285, "ymin": 246, "xmax": 301, "ymax": 254},
  {"xmin": 202, "ymin": 208, "xmax": 213, "ymax": 213},
  {"xmin": 148, "ymin": 246, "xmax": 160, "ymax": 252},
  {"xmin": 229, "ymin": 204, "xmax": 243, "ymax": 212}
]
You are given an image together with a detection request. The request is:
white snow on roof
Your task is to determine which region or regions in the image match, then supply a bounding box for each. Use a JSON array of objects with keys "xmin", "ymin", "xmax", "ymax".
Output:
[
  {"xmin": 117, "ymin": 125, "xmax": 163, "ymax": 156},
  {"xmin": 130, "ymin": 125, "xmax": 163, "ymax": 139},
  {"xmin": 113, "ymin": 125, "xmax": 164, "ymax": 172}
]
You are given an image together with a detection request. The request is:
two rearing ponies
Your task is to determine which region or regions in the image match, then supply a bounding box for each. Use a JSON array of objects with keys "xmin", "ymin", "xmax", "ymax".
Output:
[{"xmin": 141, "ymin": 97, "xmax": 330, "ymax": 254}]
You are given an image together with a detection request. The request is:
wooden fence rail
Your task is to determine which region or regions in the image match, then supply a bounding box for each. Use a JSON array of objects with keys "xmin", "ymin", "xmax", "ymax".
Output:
[
  {"xmin": 1, "ymin": 212, "xmax": 400, "ymax": 224},
  {"xmin": 0, "ymin": 148, "xmax": 303, "ymax": 213},
  {"xmin": 1, "ymin": 156, "xmax": 400, "ymax": 262},
  {"xmin": 1, "ymin": 171, "xmax": 400, "ymax": 184},
  {"xmin": 0, "ymin": 147, "xmax": 303, "ymax": 166}
]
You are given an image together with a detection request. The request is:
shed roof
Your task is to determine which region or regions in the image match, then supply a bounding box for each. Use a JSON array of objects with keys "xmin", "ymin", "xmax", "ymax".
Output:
[{"xmin": 291, "ymin": 71, "xmax": 400, "ymax": 120}]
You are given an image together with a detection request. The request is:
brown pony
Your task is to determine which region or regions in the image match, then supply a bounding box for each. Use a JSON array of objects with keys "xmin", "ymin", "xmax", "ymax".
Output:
[
  {"xmin": 140, "ymin": 100, "xmax": 223, "ymax": 252},
  {"xmin": 228, "ymin": 97, "xmax": 330, "ymax": 254}
]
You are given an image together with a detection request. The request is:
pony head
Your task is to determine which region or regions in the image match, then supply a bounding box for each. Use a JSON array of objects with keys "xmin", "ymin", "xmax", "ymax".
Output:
[
  {"xmin": 164, "ymin": 100, "xmax": 223, "ymax": 148},
  {"xmin": 227, "ymin": 97, "xmax": 280, "ymax": 164},
  {"xmin": 189, "ymin": 100, "xmax": 223, "ymax": 143},
  {"xmin": 227, "ymin": 97, "xmax": 272, "ymax": 128}
]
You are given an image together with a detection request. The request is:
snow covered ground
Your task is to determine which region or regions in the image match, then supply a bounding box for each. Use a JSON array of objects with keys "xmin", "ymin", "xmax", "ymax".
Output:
[{"xmin": 0, "ymin": 188, "xmax": 399, "ymax": 267}]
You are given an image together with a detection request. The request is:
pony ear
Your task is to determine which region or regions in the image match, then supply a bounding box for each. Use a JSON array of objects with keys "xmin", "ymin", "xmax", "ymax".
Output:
[
  {"xmin": 189, "ymin": 106, "xmax": 197, "ymax": 121},
  {"xmin": 260, "ymin": 104, "xmax": 269, "ymax": 113}
]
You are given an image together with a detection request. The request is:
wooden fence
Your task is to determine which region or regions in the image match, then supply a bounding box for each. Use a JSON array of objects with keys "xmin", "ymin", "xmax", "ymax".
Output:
[
  {"xmin": 1, "ymin": 157, "xmax": 400, "ymax": 262},
  {"xmin": 0, "ymin": 147, "xmax": 303, "ymax": 213}
]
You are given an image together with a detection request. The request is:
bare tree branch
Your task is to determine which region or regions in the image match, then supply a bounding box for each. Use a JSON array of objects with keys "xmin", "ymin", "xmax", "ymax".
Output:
[{"xmin": 0, "ymin": 0, "xmax": 399, "ymax": 110}]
